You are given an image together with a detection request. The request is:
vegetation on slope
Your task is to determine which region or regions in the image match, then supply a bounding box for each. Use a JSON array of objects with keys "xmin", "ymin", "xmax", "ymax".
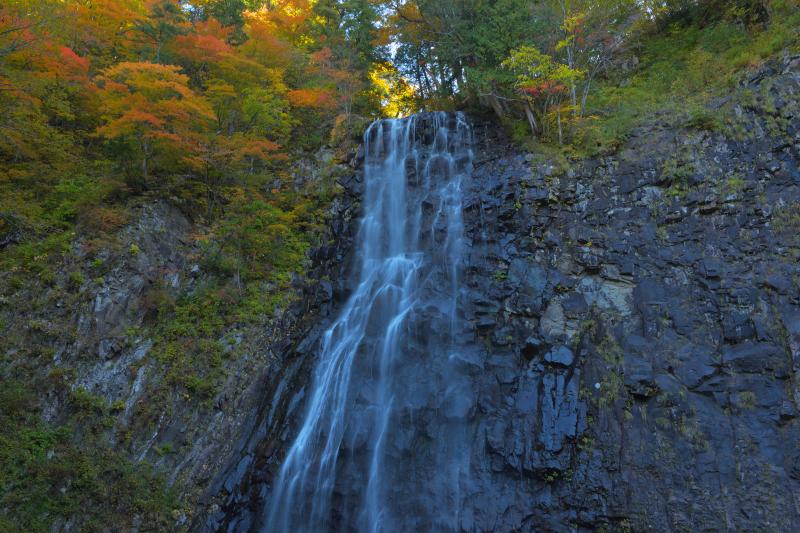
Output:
[{"xmin": 383, "ymin": 0, "xmax": 799, "ymax": 151}]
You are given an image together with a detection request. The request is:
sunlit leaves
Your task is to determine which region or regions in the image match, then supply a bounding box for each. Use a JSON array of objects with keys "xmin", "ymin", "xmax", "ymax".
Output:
[
  {"xmin": 369, "ymin": 62, "xmax": 417, "ymax": 117},
  {"xmin": 502, "ymin": 44, "xmax": 584, "ymax": 140}
]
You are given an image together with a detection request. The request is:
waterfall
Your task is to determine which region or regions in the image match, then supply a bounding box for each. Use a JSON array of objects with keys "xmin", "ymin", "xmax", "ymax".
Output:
[{"xmin": 264, "ymin": 112, "xmax": 474, "ymax": 532}]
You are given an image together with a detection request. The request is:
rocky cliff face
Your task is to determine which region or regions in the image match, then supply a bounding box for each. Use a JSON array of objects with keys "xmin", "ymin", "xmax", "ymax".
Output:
[
  {"xmin": 200, "ymin": 56, "xmax": 800, "ymax": 531},
  {"xmin": 452, "ymin": 54, "xmax": 800, "ymax": 530}
]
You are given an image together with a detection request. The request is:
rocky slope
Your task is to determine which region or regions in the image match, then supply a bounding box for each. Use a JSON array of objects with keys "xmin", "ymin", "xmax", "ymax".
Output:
[
  {"xmin": 199, "ymin": 55, "xmax": 800, "ymax": 531},
  {"xmin": 0, "ymin": 147, "xmax": 362, "ymax": 529}
]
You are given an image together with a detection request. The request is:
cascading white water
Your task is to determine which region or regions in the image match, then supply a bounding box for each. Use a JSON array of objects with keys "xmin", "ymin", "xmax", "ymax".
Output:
[{"xmin": 265, "ymin": 112, "xmax": 473, "ymax": 532}]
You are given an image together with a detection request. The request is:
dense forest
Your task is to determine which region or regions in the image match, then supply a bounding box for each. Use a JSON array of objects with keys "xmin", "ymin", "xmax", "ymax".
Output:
[{"xmin": 1, "ymin": 0, "xmax": 799, "ymax": 530}]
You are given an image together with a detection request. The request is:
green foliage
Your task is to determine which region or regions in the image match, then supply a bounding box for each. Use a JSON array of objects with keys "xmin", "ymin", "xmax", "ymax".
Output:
[
  {"xmin": 150, "ymin": 283, "xmax": 228, "ymax": 398},
  {"xmin": 596, "ymin": 334, "xmax": 625, "ymax": 408},
  {"xmin": 386, "ymin": 0, "xmax": 797, "ymax": 151},
  {"xmin": 738, "ymin": 391, "xmax": 757, "ymax": 409},
  {"xmin": 502, "ymin": 46, "xmax": 584, "ymax": 86},
  {"xmin": 684, "ymin": 104, "xmax": 723, "ymax": 131},
  {"xmin": 1, "ymin": 2, "xmax": 381, "ymax": 526},
  {"xmin": 771, "ymin": 202, "xmax": 800, "ymax": 235},
  {"xmin": 501, "ymin": 44, "xmax": 585, "ymax": 140},
  {"xmin": 242, "ymin": 87, "xmax": 293, "ymax": 143},
  {"xmin": 145, "ymin": 183, "xmax": 331, "ymax": 402},
  {"xmin": 0, "ymin": 173, "xmax": 117, "ymax": 286},
  {"xmin": 579, "ymin": 15, "xmax": 800, "ymax": 153},
  {"xmin": 390, "ymin": 0, "xmax": 538, "ymax": 101},
  {"xmin": 0, "ymin": 381, "xmax": 177, "ymax": 532}
]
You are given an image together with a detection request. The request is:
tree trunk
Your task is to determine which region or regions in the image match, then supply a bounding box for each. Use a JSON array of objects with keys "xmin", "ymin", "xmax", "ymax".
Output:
[
  {"xmin": 557, "ymin": 105, "xmax": 563, "ymax": 145},
  {"xmin": 206, "ymin": 166, "xmax": 213, "ymax": 220},
  {"xmin": 580, "ymin": 77, "xmax": 592, "ymax": 117},
  {"xmin": 542, "ymin": 95, "xmax": 553, "ymax": 137},
  {"xmin": 487, "ymin": 93, "xmax": 505, "ymax": 121},
  {"xmin": 567, "ymin": 48, "xmax": 577, "ymax": 114},
  {"xmin": 524, "ymin": 101, "xmax": 539, "ymax": 138},
  {"xmin": 141, "ymin": 138, "xmax": 150, "ymax": 188}
]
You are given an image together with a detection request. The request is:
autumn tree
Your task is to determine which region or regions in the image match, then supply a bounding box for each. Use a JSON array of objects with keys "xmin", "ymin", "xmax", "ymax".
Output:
[
  {"xmin": 546, "ymin": 0, "xmax": 636, "ymax": 116},
  {"xmin": 311, "ymin": 0, "xmax": 382, "ymax": 117},
  {"xmin": 64, "ymin": 0, "xmax": 147, "ymax": 67},
  {"xmin": 502, "ymin": 45, "xmax": 583, "ymax": 142},
  {"xmin": 95, "ymin": 62, "xmax": 214, "ymax": 186},
  {"xmin": 137, "ymin": 0, "xmax": 188, "ymax": 63},
  {"xmin": 0, "ymin": 3, "xmax": 93, "ymax": 166}
]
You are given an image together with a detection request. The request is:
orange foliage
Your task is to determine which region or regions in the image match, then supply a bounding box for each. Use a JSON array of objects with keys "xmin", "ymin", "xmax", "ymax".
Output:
[
  {"xmin": 2, "ymin": 0, "xmax": 358, "ymax": 182},
  {"xmin": 170, "ymin": 19, "xmax": 234, "ymax": 64},
  {"xmin": 59, "ymin": 46, "xmax": 91, "ymax": 75},
  {"xmin": 96, "ymin": 62, "xmax": 214, "ymax": 176},
  {"xmin": 236, "ymin": 138, "xmax": 286, "ymax": 162},
  {"xmin": 240, "ymin": 13, "xmax": 294, "ymax": 69},
  {"xmin": 67, "ymin": 0, "xmax": 146, "ymax": 59},
  {"xmin": 521, "ymin": 80, "xmax": 568, "ymax": 98},
  {"xmin": 310, "ymin": 46, "xmax": 333, "ymax": 67},
  {"xmin": 286, "ymin": 88, "xmax": 335, "ymax": 109}
]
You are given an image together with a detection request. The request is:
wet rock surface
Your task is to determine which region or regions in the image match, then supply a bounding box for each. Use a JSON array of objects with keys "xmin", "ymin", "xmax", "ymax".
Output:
[
  {"xmin": 201, "ymin": 58, "xmax": 800, "ymax": 531},
  {"xmin": 450, "ymin": 56, "xmax": 800, "ymax": 530}
]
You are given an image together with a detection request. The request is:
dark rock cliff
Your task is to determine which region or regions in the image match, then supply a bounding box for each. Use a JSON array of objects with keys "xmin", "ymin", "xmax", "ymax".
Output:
[
  {"xmin": 199, "ymin": 55, "xmax": 800, "ymax": 531},
  {"xmin": 455, "ymin": 56, "xmax": 800, "ymax": 530}
]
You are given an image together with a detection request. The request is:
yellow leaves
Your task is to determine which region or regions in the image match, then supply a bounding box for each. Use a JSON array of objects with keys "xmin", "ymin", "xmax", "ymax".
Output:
[
  {"xmin": 502, "ymin": 45, "xmax": 583, "ymax": 94},
  {"xmin": 240, "ymin": 15, "xmax": 294, "ymax": 69},
  {"xmin": 562, "ymin": 13, "xmax": 586, "ymax": 34},
  {"xmin": 245, "ymin": 0, "xmax": 311, "ymax": 40},
  {"xmin": 103, "ymin": 62, "xmax": 188, "ymax": 91},
  {"xmin": 239, "ymin": 1, "xmax": 326, "ymax": 71},
  {"xmin": 555, "ymin": 36, "xmax": 574, "ymax": 52},
  {"xmin": 369, "ymin": 63, "xmax": 417, "ymax": 117},
  {"xmin": 95, "ymin": 61, "xmax": 216, "ymax": 175},
  {"xmin": 98, "ymin": 62, "xmax": 214, "ymax": 121}
]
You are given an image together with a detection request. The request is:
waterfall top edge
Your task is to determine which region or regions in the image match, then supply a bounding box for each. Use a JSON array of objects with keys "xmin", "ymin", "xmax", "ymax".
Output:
[{"xmin": 365, "ymin": 110, "xmax": 465, "ymax": 126}]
